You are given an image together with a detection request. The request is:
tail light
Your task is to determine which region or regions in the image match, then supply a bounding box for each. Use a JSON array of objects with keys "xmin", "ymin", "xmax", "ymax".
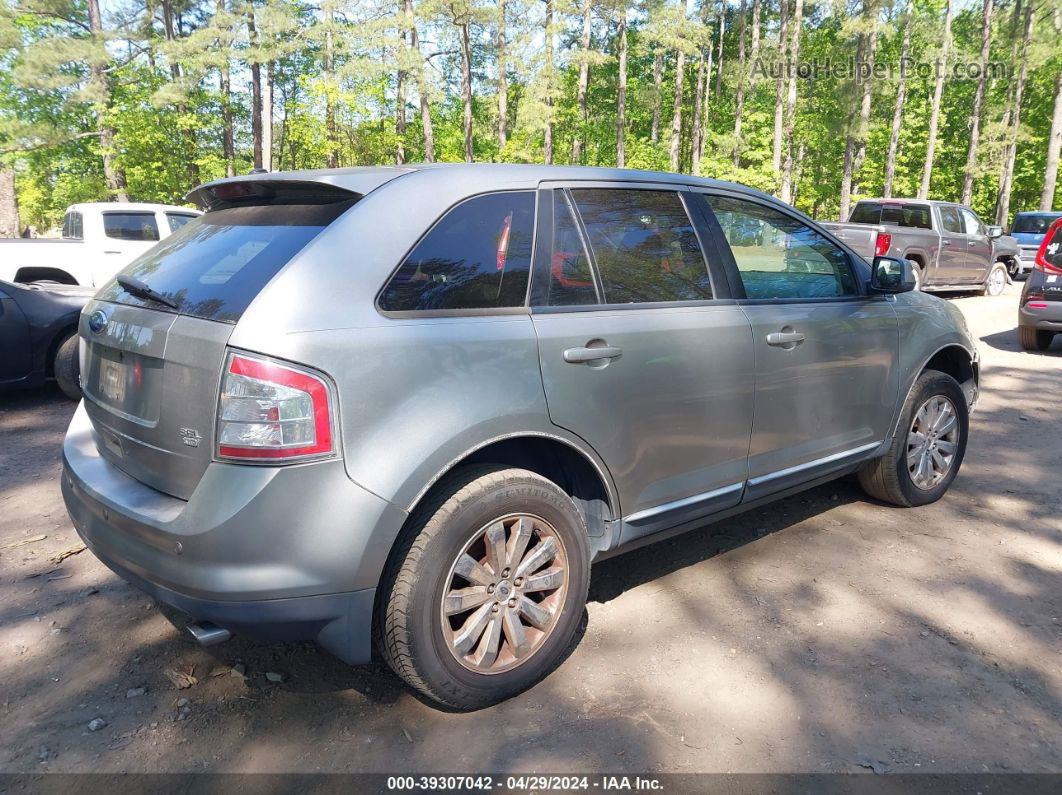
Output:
[
  {"xmin": 1035, "ymin": 218, "xmax": 1062, "ymax": 274},
  {"xmin": 216, "ymin": 352, "xmax": 335, "ymax": 462},
  {"xmin": 875, "ymin": 233, "xmax": 892, "ymax": 257}
]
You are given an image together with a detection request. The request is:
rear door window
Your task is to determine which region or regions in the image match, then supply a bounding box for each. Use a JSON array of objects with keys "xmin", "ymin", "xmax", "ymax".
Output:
[
  {"xmin": 706, "ymin": 194, "xmax": 858, "ymax": 299},
  {"xmin": 97, "ymin": 201, "xmax": 355, "ymax": 323},
  {"xmin": 378, "ymin": 191, "xmax": 535, "ymax": 312},
  {"xmin": 880, "ymin": 203, "xmax": 931, "ymax": 229},
  {"xmin": 103, "ymin": 212, "xmax": 160, "ymax": 241},
  {"xmin": 567, "ymin": 188, "xmax": 712, "ymax": 304},
  {"xmin": 849, "ymin": 203, "xmax": 881, "ymax": 224},
  {"xmin": 546, "ymin": 192, "xmax": 599, "ymax": 306},
  {"xmin": 938, "ymin": 206, "xmax": 964, "ymax": 234}
]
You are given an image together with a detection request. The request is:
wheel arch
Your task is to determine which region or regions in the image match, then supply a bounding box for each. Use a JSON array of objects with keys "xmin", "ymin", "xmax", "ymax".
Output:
[
  {"xmin": 888, "ymin": 343, "xmax": 978, "ymax": 439},
  {"xmin": 13, "ymin": 267, "xmax": 80, "ymax": 285},
  {"xmin": 404, "ymin": 433, "xmax": 618, "ymax": 540}
]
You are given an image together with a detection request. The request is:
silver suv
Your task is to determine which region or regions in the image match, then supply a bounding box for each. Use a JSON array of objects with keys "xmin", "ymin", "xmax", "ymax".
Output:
[{"xmin": 62, "ymin": 165, "xmax": 979, "ymax": 709}]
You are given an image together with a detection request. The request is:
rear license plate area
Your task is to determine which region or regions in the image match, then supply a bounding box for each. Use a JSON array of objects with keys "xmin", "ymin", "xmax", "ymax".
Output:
[{"xmin": 100, "ymin": 359, "xmax": 127, "ymax": 404}]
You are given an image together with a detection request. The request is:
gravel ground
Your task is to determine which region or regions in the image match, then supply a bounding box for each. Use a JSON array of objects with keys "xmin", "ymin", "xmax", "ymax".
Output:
[{"xmin": 0, "ymin": 283, "xmax": 1059, "ymax": 775}]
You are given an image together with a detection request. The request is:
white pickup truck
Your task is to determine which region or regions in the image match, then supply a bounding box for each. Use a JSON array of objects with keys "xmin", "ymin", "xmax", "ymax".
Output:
[{"xmin": 0, "ymin": 202, "xmax": 201, "ymax": 287}]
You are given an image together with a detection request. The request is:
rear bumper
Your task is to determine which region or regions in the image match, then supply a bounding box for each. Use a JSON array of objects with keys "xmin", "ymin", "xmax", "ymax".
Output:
[
  {"xmin": 1019, "ymin": 302, "xmax": 1062, "ymax": 328},
  {"xmin": 61, "ymin": 402, "xmax": 409, "ymax": 664}
]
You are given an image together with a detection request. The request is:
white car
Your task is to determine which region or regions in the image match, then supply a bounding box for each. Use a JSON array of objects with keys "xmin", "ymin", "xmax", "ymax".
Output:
[{"xmin": 0, "ymin": 202, "xmax": 201, "ymax": 287}]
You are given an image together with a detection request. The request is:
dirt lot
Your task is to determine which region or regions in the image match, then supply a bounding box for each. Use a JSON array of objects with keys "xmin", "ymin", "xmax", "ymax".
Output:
[{"xmin": 0, "ymin": 283, "xmax": 1059, "ymax": 775}]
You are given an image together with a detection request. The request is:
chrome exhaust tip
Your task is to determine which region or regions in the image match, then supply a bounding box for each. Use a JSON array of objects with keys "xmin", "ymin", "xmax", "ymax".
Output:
[{"xmin": 186, "ymin": 621, "xmax": 232, "ymax": 647}]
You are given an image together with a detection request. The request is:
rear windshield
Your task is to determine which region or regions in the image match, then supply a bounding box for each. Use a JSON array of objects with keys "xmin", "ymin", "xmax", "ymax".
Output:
[
  {"xmin": 1012, "ymin": 214, "xmax": 1062, "ymax": 234},
  {"xmin": 98, "ymin": 202, "xmax": 354, "ymax": 323},
  {"xmin": 849, "ymin": 202, "xmax": 931, "ymax": 229}
]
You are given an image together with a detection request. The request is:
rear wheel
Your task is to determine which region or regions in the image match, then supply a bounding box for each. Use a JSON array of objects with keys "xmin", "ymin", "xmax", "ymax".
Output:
[
  {"xmin": 53, "ymin": 333, "xmax": 81, "ymax": 400},
  {"xmin": 377, "ymin": 465, "xmax": 590, "ymax": 710},
  {"xmin": 911, "ymin": 263, "xmax": 925, "ymax": 291},
  {"xmin": 858, "ymin": 371, "xmax": 968, "ymax": 507},
  {"xmin": 1019, "ymin": 325, "xmax": 1054, "ymax": 352}
]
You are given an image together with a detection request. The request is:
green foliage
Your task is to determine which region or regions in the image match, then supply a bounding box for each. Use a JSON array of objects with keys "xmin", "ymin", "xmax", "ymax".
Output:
[{"xmin": 1, "ymin": 0, "xmax": 1060, "ymax": 233}]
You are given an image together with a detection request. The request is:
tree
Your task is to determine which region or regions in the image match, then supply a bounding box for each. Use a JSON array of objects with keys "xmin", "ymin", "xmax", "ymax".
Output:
[
  {"xmin": 779, "ymin": 0, "xmax": 802, "ymax": 202},
  {"xmin": 572, "ymin": 0, "xmax": 593, "ymax": 162},
  {"xmin": 496, "ymin": 0, "xmax": 508, "ymax": 150},
  {"xmin": 961, "ymin": 0, "xmax": 994, "ymax": 206},
  {"xmin": 733, "ymin": 0, "xmax": 760, "ymax": 165},
  {"xmin": 771, "ymin": 0, "xmax": 790, "ymax": 178},
  {"xmin": 615, "ymin": 4, "xmax": 627, "ymax": 166},
  {"xmin": 839, "ymin": 2, "xmax": 878, "ymax": 222},
  {"xmin": 1041, "ymin": 5, "xmax": 1062, "ymax": 210},
  {"xmin": 994, "ymin": 0, "xmax": 1033, "ymax": 224},
  {"xmin": 918, "ymin": 0, "xmax": 951, "ymax": 199},
  {"xmin": 883, "ymin": 0, "xmax": 912, "ymax": 199}
]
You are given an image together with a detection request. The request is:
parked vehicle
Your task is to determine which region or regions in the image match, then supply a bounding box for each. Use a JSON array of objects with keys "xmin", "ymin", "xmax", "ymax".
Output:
[
  {"xmin": 1011, "ymin": 210, "xmax": 1062, "ymax": 276},
  {"xmin": 1017, "ymin": 216, "xmax": 1062, "ymax": 352},
  {"xmin": 62, "ymin": 165, "xmax": 979, "ymax": 710},
  {"xmin": 0, "ymin": 280, "xmax": 94, "ymax": 399},
  {"xmin": 0, "ymin": 202, "xmax": 201, "ymax": 288},
  {"xmin": 821, "ymin": 199, "xmax": 1011, "ymax": 295}
]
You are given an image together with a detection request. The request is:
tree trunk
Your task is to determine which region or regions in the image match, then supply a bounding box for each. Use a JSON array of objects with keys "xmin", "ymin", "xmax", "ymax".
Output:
[
  {"xmin": 918, "ymin": 0, "xmax": 950, "ymax": 199},
  {"xmin": 961, "ymin": 0, "xmax": 994, "ymax": 206},
  {"xmin": 405, "ymin": 0, "xmax": 434, "ymax": 162},
  {"xmin": 460, "ymin": 19, "xmax": 473, "ymax": 162},
  {"xmin": 87, "ymin": 0, "xmax": 128, "ymax": 200},
  {"xmin": 262, "ymin": 62, "xmax": 273, "ymax": 172},
  {"xmin": 0, "ymin": 169, "xmax": 19, "ymax": 238},
  {"xmin": 734, "ymin": 0, "xmax": 760, "ymax": 166},
  {"xmin": 713, "ymin": 0, "xmax": 725, "ymax": 98},
  {"xmin": 219, "ymin": 0, "xmax": 235, "ymax": 176},
  {"xmin": 840, "ymin": 20, "xmax": 877, "ymax": 222},
  {"xmin": 995, "ymin": 0, "xmax": 1033, "ymax": 226},
  {"xmin": 779, "ymin": 0, "xmax": 802, "ymax": 203},
  {"xmin": 651, "ymin": 51, "xmax": 663, "ymax": 144},
  {"xmin": 543, "ymin": 0, "xmax": 554, "ymax": 164},
  {"xmin": 248, "ymin": 9, "xmax": 263, "ymax": 170},
  {"xmin": 395, "ymin": 20, "xmax": 406, "ymax": 165},
  {"xmin": 771, "ymin": 0, "xmax": 790, "ymax": 178},
  {"xmin": 669, "ymin": 50, "xmax": 686, "ymax": 171},
  {"xmin": 616, "ymin": 9, "xmax": 627, "ymax": 168},
  {"xmin": 883, "ymin": 0, "xmax": 913, "ymax": 198},
  {"xmin": 691, "ymin": 52, "xmax": 706, "ymax": 174},
  {"xmin": 497, "ymin": 0, "xmax": 508, "ymax": 151},
  {"xmin": 572, "ymin": 0, "xmax": 592, "ymax": 163}
]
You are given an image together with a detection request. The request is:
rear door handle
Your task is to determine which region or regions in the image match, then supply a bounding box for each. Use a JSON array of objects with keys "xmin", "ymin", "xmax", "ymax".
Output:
[
  {"xmin": 766, "ymin": 331, "xmax": 806, "ymax": 347},
  {"xmin": 563, "ymin": 345, "xmax": 623, "ymax": 364}
]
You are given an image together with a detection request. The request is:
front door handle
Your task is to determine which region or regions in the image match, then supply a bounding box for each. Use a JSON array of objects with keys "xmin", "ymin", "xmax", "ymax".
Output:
[
  {"xmin": 766, "ymin": 331, "xmax": 806, "ymax": 347},
  {"xmin": 563, "ymin": 345, "xmax": 623, "ymax": 364}
]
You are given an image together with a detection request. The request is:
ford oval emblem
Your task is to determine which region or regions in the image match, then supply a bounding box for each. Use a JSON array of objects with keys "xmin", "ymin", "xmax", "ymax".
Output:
[{"xmin": 88, "ymin": 309, "xmax": 108, "ymax": 334}]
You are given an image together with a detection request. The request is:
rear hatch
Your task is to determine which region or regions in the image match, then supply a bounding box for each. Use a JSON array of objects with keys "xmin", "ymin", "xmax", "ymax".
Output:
[{"xmin": 81, "ymin": 182, "xmax": 359, "ymax": 500}]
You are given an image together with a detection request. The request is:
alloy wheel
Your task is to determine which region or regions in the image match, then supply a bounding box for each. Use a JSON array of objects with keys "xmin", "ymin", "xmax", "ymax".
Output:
[
  {"xmin": 440, "ymin": 514, "xmax": 568, "ymax": 674},
  {"xmin": 907, "ymin": 395, "xmax": 960, "ymax": 490},
  {"xmin": 986, "ymin": 266, "xmax": 1007, "ymax": 296}
]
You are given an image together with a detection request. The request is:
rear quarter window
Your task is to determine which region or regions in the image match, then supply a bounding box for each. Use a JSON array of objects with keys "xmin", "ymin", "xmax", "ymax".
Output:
[
  {"xmin": 98, "ymin": 201, "xmax": 355, "ymax": 323},
  {"xmin": 378, "ymin": 191, "xmax": 536, "ymax": 312}
]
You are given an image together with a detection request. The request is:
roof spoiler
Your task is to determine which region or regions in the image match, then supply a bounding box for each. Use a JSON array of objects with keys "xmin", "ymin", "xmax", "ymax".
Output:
[{"xmin": 185, "ymin": 179, "xmax": 360, "ymax": 212}]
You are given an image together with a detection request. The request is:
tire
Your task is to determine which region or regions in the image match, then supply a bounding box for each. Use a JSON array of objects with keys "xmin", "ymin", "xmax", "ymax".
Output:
[
  {"xmin": 979, "ymin": 263, "xmax": 1008, "ymax": 296},
  {"xmin": 858, "ymin": 370, "xmax": 969, "ymax": 507},
  {"xmin": 1019, "ymin": 325, "xmax": 1054, "ymax": 352},
  {"xmin": 53, "ymin": 333, "xmax": 82, "ymax": 400},
  {"xmin": 912, "ymin": 263, "xmax": 925, "ymax": 291},
  {"xmin": 1005, "ymin": 258, "xmax": 1020, "ymax": 279},
  {"xmin": 377, "ymin": 465, "xmax": 591, "ymax": 710}
]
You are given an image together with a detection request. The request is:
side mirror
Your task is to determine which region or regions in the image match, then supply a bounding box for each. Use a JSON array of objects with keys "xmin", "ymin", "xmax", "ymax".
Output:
[
  {"xmin": 987, "ymin": 225, "xmax": 1003, "ymax": 239},
  {"xmin": 870, "ymin": 255, "xmax": 916, "ymax": 293}
]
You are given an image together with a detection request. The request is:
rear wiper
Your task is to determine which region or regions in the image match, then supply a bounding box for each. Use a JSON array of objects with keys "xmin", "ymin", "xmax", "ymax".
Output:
[{"xmin": 116, "ymin": 274, "xmax": 179, "ymax": 310}]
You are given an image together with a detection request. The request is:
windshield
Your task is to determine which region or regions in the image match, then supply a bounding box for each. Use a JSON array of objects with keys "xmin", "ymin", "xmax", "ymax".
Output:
[
  {"xmin": 97, "ymin": 201, "xmax": 356, "ymax": 323},
  {"xmin": 1012, "ymin": 214, "xmax": 1062, "ymax": 235}
]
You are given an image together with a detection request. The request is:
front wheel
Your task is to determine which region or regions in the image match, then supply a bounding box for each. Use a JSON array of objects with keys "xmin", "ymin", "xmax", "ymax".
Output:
[
  {"xmin": 858, "ymin": 371, "xmax": 968, "ymax": 507},
  {"xmin": 980, "ymin": 263, "xmax": 1008, "ymax": 296},
  {"xmin": 377, "ymin": 465, "xmax": 591, "ymax": 710}
]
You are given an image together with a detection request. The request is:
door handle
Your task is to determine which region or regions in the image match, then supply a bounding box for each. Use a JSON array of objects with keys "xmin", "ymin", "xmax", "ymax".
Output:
[
  {"xmin": 104, "ymin": 250, "xmax": 122, "ymax": 254},
  {"xmin": 766, "ymin": 331, "xmax": 806, "ymax": 347},
  {"xmin": 942, "ymin": 240, "xmax": 953, "ymax": 246},
  {"xmin": 563, "ymin": 345, "xmax": 623, "ymax": 364}
]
